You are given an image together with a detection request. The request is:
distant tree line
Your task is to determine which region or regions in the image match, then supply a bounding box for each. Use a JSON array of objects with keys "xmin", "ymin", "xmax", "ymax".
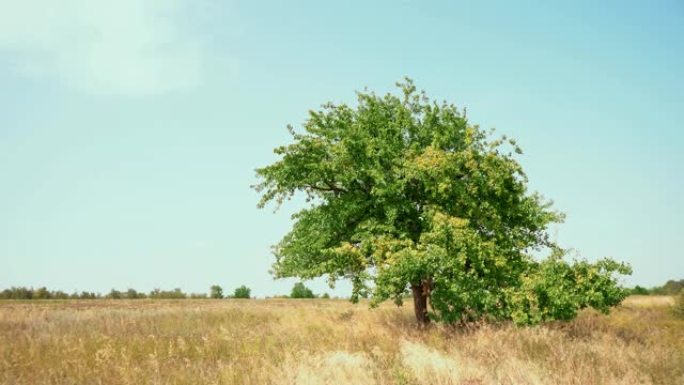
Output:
[
  {"xmin": 0, "ymin": 282, "xmax": 332, "ymax": 300},
  {"xmin": 0, "ymin": 287, "xmax": 97, "ymax": 300},
  {"xmin": 0, "ymin": 286, "xmax": 217, "ymax": 300},
  {"xmin": 630, "ymin": 279, "xmax": 684, "ymax": 295},
  {"xmin": 4, "ymin": 280, "xmax": 681, "ymax": 301}
]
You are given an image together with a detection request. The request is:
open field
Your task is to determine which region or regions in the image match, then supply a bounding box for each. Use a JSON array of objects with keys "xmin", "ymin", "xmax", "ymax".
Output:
[{"xmin": 1, "ymin": 296, "xmax": 682, "ymax": 385}]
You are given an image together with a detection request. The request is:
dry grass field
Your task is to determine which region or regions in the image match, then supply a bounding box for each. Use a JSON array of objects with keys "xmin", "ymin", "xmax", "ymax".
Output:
[{"xmin": 1, "ymin": 295, "xmax": 682, "ymax": 385}]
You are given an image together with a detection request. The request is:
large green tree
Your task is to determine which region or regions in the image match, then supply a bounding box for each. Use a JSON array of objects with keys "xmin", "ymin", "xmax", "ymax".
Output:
[{"xmin": 255, "ymin": 79, "xmax": 630, "ymax": 325}]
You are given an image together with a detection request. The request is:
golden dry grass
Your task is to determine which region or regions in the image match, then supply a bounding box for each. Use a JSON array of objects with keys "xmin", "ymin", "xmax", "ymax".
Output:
[
  {"xmin": 622, "ymin": 295, "xmax": 675, "ymax": 307},
  {"xmin": 1, "ymin": 296, "xmax": 682, "ymax": 385}
]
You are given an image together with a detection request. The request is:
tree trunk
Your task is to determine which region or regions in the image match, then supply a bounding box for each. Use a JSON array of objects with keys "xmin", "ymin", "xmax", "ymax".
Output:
[{"xmin": 411, "ymin": 282, "xmax": 430, "ymax": 325}]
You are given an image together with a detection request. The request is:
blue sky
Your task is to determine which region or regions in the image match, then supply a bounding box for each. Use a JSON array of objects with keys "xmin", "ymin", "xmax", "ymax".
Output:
[{"xmin": 1, "ymin": 1, "xmax": 682, "ymax": 297}]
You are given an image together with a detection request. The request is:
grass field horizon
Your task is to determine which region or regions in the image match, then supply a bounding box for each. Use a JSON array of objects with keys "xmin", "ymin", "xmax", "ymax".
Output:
[{"xmin": 2, "ymin": 295, "xmax": 682, "ymax": 385}]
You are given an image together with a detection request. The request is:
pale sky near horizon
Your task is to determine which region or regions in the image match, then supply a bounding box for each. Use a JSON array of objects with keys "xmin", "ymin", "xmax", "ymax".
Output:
[{"xmin": 1, "ymin": 1, "xmax": 682, "ymax": 297}]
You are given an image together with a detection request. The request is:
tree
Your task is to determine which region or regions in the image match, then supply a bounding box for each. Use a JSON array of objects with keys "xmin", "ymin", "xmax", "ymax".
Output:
[
  {"xmin": 255, "ymin": 79, "xmax": 630, "ymax": 325},
  {"xmin": 233, "ymin": 285, "xmax": 251, "ymax": 299},
  {"xmin": 80, "ymin": 291, "xmax": 97, "ymax": 299},
  {"xmin": 210, "ymin": 285, "xmax": 224, "ymax": 299},
  {"xmin": 126, "ymin": 288, "xmax": 145, "ymax": 299},
  {"xmin": 33, "ymin": 287, "xmax": 51, "ymax": 299},
  {"xmin": 52, "ymin": 290, "xmax": 69, "ymax": 299},
  {"xmin": 290, "ymin": 282, "xmax": 315, "ymax": 299},
  {"xmin": 631, "ymin": 285, "xmax": 650, "ymax": 295},
  {"xmin": 106, "ymin": 289, "xmax": 123, "ymax": 299}
]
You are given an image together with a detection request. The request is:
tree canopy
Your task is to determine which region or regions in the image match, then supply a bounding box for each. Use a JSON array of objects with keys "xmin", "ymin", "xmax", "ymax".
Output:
[
  {"xmin": 255, "ymin": 79, "xmax": 630, "ymax": 325},
  {"xmin": 233, "ymin": 285, "xmax": 251, "ymax": 299},
  {"xmin": 290, "ymin": 282, "xmax": 315, "ymax": 299},
  {"xmin": 210, "ymin": 285, "xmax": 224, "ymax": 299}
]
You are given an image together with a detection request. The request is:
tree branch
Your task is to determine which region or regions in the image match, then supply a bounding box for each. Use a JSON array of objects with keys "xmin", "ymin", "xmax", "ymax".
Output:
[{"xmin": 304, "ymin": 183, "xmax": 348, "ymax": 194}]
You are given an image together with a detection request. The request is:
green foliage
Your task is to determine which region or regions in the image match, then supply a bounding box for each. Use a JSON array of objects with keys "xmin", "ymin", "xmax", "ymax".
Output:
[
  {"xmin": 233, "ymin": 285, "xmax": 251, "ymax": 299},
  {"xmin": 106, "ymin": 288, "xmax": 147, "ymax": 299},
  {"xmin": 126, "ymin": 288, "xmax": 146, "ymax": 299},
  {"xmin": 148, "ymin": 288, "xmax": 187, "ymax": 299},
  {"xmin": 106, "ymin": 289, "xmax": 123, "ymax": 299},
  {"xmin": 53, "ymin": 291, "xmax": 70, "ymax": 299},
  {"xmin": 630, "ymin": 285, "xmax": 650, "ymax": 295},
  {"xmin": 255, "ymin": 78, "xmax": 631, "ymax": 325},
  {"xmin": 290, "ymin": 282, "xmax": 315, "ymax": 299},
  {"xmin": 210, "ymin": 285, "xmax": 224, "ymax": 299},
  {"xmin": 0, "ymin": 287, "xmax": 97, "ymax": 300},
  {"xmin": 505, "ymin": 256, "xmax": 631, "ymax": 325},
  {"xmin": 321, "ymin": 292, "xmax": 331, "ymax": 299},
  {"xmin": 0, "ymin": 286, "xmax": 245, "ymax": 300},
  {"xmin": 34, "ymin": 287, "xmax": 50, "ymax": 299},
  {"xmin": 0, "ymin": 287, "xmax": 34, "ymax": 299},
  {"xmin": 79, "ymin": 291, "xmax": 98, "ymax": 299}
]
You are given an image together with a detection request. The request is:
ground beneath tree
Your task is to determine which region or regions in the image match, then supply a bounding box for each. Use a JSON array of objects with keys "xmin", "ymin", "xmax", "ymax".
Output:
[{"xmin": 1, "ymin": 296, "xmax": 682, "ymax": 385}]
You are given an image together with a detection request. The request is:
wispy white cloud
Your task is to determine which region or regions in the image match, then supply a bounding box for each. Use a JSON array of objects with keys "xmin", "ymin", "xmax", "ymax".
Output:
[{"xmin": 0, "ymin": 0, "xmax": 203, "ymax": 96}]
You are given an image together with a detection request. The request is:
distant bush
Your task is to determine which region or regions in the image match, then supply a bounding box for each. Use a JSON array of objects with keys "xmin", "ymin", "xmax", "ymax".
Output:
[
  {"xmin": 148, "ymin": 288, "xmax": 187, "ymax": 299},
  {"xmin": 290, "ymin": 282, "xmax": 314, "ymax": 299},
  {"xmin": 210, "ymin": 285, "xmax": 224, "ymax": 299},
  {"xmin": 674, "ymin": 289, "xmax": 684, "ymax": 318},
  {"xmin": 125, "ymin": 288, "xmax": 146, "ymax": 299},
  {"xmin": 34, "ymin": 287, "xmax": 50, "ymax": 299},
  {"xmin": 630, "ymin": 285, "xmax": 650, "ymax": 295},
  {"xmin": 190, "ymin": 293, "xmax": 208, "ymax": 299},
  {"xmin": 78, "ymin": 291, "xmax": 99, "ymax": 299},
  {"xmin": 233, "ymin": 285, "xmax": 251, "ymax": 299},
  {"xmin": 662, "ymin": 280, "xmax": 684, "ymax": 295},
  {"xmin": 52, "ymin": 291, "xmax": 70, "ymax": 299},
  {"xmin": 106, "ymin": 289, "xmax": 123, "ymax": 299},
  {"xmin": 321, "ymin": 292, "xmax": 330, "ymax": 299},
  {"xmin": 650, "ymin": 279, "xmax": 684, "ymax": 295}
]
